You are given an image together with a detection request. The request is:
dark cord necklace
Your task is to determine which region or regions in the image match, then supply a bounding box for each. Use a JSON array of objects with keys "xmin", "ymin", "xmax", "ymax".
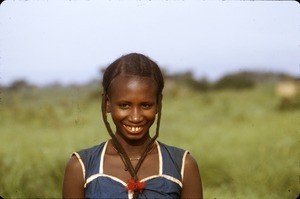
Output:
[{"xmin": 110, "ymin": 140, "xmax": 156, "ymax": 171}]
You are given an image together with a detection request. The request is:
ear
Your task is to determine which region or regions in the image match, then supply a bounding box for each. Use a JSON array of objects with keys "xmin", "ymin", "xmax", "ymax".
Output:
[
  {"xmin": 105, "ymin": 95, "xmax": 111, "ymax": 113},
  {"xmin": 156, "ymin": 94, "xmax": 163, "ymax": 114},
  {"xmin": 102, "ymin": 93, "xmax": 111, "ymax": 113}
]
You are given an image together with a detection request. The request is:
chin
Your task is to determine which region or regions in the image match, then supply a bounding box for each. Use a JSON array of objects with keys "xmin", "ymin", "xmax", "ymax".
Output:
[{"xmin": 117, "ymin": 129, "xmax": 150, "ymax": 142}]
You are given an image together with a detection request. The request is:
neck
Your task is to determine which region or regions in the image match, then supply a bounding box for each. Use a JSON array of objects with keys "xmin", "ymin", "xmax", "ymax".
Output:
[{"xmin": 112, "ymin": 134, "xmax": 152, "ymax": 157}]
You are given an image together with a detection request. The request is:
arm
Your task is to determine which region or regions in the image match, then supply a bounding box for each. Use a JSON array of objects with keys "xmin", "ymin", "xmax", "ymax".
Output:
[
  {"xmin": 181, "ymin": 154, "xmax": 203, "ymax": 199},
  {"xmin": 62, "ymin": 155, "xmax": 85, "ymax": 199}
]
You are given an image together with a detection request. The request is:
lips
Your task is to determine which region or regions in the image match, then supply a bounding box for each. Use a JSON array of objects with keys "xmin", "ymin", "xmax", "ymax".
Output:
[{"xmin": 123, "ymin": 125, "xmax": 143, "ymax": 134}]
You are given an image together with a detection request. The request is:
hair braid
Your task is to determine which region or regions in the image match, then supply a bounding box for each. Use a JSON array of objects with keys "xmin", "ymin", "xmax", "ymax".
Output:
[
  {"xmin": 133, "ymin": 94, "xmax": 162, "ymax": 174},
  {"xmin": 101, "ymin": 92, "xmax": 137, "ymax": 179},
  {"xmin": 102, "ymin": 93, "xmax": 162, "ymax": 199},
  {"xmin": 101, "ymin": 53, "xmax": 164, "ymax": 198}
]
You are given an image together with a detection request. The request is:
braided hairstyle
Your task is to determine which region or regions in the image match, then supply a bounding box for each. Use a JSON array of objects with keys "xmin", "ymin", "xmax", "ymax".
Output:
[{"xmin": 101, "ymin": 53, "xmax": 164, "ymax": 197}]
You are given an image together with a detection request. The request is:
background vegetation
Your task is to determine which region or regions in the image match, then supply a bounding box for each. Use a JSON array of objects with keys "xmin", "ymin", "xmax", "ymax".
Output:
[{"xmin": 0, "ymin": 71, "xmax": 299, "ymax": 198}]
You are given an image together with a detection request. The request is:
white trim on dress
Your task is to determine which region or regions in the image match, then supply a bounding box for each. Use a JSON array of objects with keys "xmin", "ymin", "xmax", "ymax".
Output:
[
  {"xmin": 181, "ymin": 150, "xmax": 189, "ymax": 181},
  {"xmin": 99, "ymin": 141, "xmax": 108, "ymax": 174},
  {"xmin": 73, "ymin": 152, "xmax": 86, "ymax": 181},
  {"xmin": 80, "ymin": 140, "xmax": 185, "ymax": 190}
]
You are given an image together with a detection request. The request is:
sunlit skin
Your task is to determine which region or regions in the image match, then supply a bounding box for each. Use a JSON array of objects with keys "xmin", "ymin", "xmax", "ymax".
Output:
[
  {"xmin": 62, "ymin": 74, "xmax": 203, "ymax": 198},
  {"xmin": 103, "ymin": 75, "xmax": 161, "ymax": 182},
  {"xmin": 106, "ymin": 75, "xmax": 158, "ymax": 148}
]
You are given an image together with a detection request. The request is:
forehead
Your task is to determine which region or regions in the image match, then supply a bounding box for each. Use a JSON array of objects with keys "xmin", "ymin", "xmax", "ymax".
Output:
[{"xmin": 108, "ymin": 75, "xmax": 158, "ymax": 98}]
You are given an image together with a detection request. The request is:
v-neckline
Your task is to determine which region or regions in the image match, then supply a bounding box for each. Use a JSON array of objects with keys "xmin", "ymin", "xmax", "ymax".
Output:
[{"xmin": 100, "ymin": 140, "xmax": 163, "ymax": 184}]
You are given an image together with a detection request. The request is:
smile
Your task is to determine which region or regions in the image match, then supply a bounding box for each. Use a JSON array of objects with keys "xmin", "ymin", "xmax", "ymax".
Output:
[{"xmin": 123, "ymin": 125, "xmax": 143, "ymax": 134}]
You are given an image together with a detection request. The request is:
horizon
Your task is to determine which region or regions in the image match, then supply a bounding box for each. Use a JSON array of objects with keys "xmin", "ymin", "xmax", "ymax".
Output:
[{"xmin": 1, "ymin": 69, "xmax": 297, "ymax": 88}]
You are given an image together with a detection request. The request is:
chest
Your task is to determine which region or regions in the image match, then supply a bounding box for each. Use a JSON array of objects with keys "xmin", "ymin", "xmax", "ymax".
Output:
[
  {"xmin": 81, "ymin": 141, "xmax": 185, "ymax": 198},
  {"xmin": 103, "ymin": 152, "xmax": 159, "ymax": 182}
]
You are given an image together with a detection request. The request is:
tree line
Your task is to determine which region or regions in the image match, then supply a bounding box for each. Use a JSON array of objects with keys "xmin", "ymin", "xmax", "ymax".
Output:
[{"xmin": 1, "ymin": 70, "xmax": 296, "ymax": 92}]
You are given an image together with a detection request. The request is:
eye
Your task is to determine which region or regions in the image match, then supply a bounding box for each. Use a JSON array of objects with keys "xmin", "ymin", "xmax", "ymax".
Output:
[
  {"xmin": 142, "ymin": 103, "xmax": 153, "ymax": 109},
  {"xmin": 118, "ymin": 103, "xmax": 130, "ymax": 109}
]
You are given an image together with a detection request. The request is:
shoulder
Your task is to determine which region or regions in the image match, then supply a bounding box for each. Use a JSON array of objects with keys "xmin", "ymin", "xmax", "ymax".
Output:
[
  {"xmin": 64, "ymin": 155, "xmax": 84, "ymax": 182},
  {"xmin": 62, "ymin": 156, "xmax": 85, "ymax": 198},
  {"xmin": 184, "ymin": 153, "xmax": 199, "ymax": 175},
  {"xmin": 181, "ymin": 153, "xmax": 203, "ymax": 198},
  {"xmin": 67, "ymin": 155, "xmax": 83, "ymax": 171}
]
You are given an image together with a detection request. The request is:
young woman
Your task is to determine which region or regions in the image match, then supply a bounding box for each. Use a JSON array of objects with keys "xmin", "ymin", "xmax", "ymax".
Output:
[{"xmin": 62, "ymin": 53, "xmax": 203, "ymax": 199}]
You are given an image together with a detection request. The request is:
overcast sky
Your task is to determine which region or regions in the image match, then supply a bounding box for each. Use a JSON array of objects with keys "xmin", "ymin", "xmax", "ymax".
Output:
[{"xmin": 0, "ymin": 0, "xmax": 299, "ymax": 86}]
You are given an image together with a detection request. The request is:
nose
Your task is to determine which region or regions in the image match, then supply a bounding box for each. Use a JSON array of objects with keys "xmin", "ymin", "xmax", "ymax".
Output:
[{"xmin": 129, "ymin": 107, "xmax": 143, "ymax": 123}]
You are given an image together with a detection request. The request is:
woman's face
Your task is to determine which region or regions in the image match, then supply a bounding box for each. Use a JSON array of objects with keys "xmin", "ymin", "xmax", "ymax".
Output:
[{"xmin": 106, "ymin": 74, "xmax": 158, "ymax": 143}]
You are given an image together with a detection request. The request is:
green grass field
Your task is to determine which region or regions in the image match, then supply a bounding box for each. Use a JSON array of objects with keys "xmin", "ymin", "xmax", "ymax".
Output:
[{"xmin": 0, "ymin": 83, "xmax": 299, "ymax": 198}]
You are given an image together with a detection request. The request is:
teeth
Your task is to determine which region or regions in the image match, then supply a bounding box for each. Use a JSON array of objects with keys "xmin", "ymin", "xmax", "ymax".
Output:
[{"xmin": 125, "ymin": 125, "xmax": 141, "ymax": 132}]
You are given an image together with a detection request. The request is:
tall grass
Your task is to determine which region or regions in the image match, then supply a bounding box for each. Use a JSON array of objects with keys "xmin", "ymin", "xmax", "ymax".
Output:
[{"xmin": 0, "ymin": 84, "xmax": 299, "ymax": 198}]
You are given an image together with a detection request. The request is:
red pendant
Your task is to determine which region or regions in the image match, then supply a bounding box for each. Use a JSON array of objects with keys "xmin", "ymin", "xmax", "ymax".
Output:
[{"xmin": 125, "ymin": 179, "xmax": 145, "ymax": 193}]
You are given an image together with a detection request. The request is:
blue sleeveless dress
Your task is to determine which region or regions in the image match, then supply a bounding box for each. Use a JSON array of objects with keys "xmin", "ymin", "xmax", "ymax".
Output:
[{"xmin": 73, "ymin": 141, "xmax": 188, "ymax": 199}]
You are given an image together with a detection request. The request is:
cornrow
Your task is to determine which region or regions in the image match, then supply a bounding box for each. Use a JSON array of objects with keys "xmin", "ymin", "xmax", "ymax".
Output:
[
  {"xmin": 103, "ymin": 53, "xmax": 164, "ymax": 96},
  {"xmin": 101, "ymin": 53, "xmax": 164, "ymax": 198}
]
